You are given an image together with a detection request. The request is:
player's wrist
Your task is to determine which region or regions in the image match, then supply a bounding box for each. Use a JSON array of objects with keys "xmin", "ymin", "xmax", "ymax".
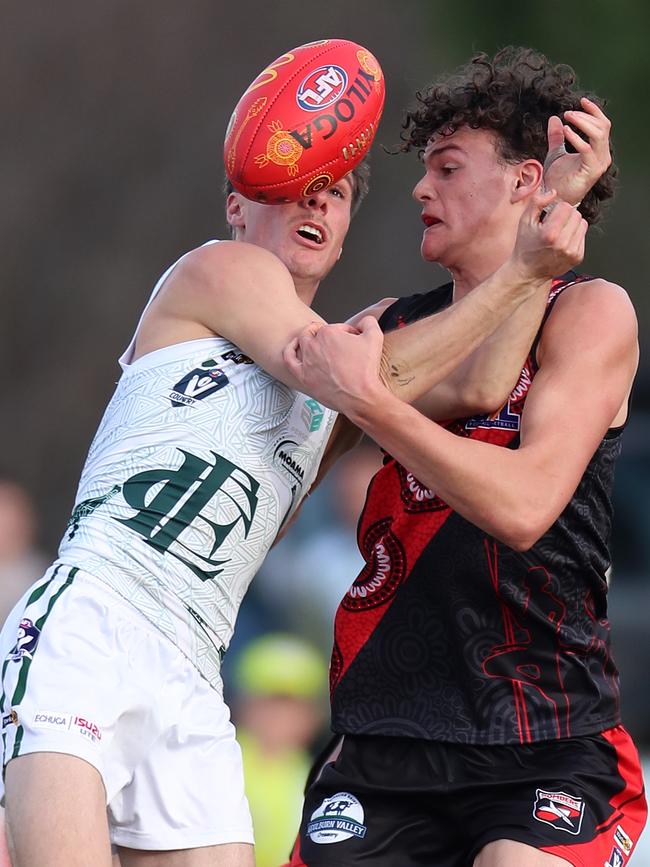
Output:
[
  {"xmin": 498, "ymin": 258, "xmax": 549, "ymax": 303},
  {"xmin": 344, "ymin": 384, "xmax": 399, "ymax": 429}
]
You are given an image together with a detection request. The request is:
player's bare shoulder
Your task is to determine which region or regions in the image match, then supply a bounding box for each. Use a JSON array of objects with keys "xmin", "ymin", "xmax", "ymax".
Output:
[
  {"xmin": 539, "ymin": 277, "xmax": 638, "ymax": 364},
  {"xmin": 169, "ymin": 240, "xmax": 293, "ymax": 310},
  {"xmin": 134, "ymin": 241, "xmax": 295, "ymax": 356}
]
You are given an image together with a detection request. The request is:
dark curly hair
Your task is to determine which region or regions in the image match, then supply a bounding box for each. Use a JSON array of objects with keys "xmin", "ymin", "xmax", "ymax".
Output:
[{"xmin": 401, "ymin": 47, "xmax": 616, "ymax": 225}]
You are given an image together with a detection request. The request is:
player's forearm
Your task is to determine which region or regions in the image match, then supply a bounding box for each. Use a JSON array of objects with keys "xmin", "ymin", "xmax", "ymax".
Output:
[
  {"xmin": 345, "ymin": 392, "xmax": 555, "ymax": 550},
  {"xmin": 437, "ymin": 285, "xmax": 551, "ymax": 414},
  {"xmin": 380, "ymin": 261, "xmax": 547, "ymax": 404}
]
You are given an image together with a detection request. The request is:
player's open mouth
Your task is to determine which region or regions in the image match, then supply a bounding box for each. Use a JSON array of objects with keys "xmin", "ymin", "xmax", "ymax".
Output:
[
  {"xmin": 296, "ymin": 224, "xmax": 325, "ymax": 245},
  {"xmin": 422, "ymin": 214, "xmax": 441, "ymax": 228}
]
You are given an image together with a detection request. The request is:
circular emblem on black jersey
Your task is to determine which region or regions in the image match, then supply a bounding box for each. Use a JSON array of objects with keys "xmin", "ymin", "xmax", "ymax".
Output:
[
  {"xmin": 397, "ymin": 465, "xmax": 447, "ymax": 513},
  {"xmin": 341, "ymin": 519, "xmax": 405, "ymax": 611}
]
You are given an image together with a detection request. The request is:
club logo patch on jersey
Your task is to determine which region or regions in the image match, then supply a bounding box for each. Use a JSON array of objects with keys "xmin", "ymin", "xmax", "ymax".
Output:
[
  {"xmin": 605, "ymin": 847, "xmax": 625, "ymax": 867},
  {"xmin": 302, "ymin": 397, "xmax": 324, "ymax": 432},
  {"xmin": 532, "ymin": 789, "xmax": 585, "ymax": 835},
  {"xmin": 614, "ymin": 825, "xmax": 633, "ymax": 855},
  {"xmin": 7, "ymin": 618, "xmax": 41, "ymax": 662},
  {"xmin": 341, "ymin": 518, "xmax": 405, "ymax": 611},
  {"xmin": 307, "ymin": 792, "xmax": 367, "ymax": 844},
  {"xmin": 169, "ymin": 362, "xmax": 229, "ymax": 407}
]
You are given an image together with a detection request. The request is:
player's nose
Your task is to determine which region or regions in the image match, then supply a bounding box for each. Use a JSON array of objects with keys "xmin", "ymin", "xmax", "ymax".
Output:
[
  {"xmin": 299, "ymin": 190, "xmax": 328, "ymax": 212},
  {"xmin": 412, "ymin": 173, "xmax": 435, "ymax": 203}
]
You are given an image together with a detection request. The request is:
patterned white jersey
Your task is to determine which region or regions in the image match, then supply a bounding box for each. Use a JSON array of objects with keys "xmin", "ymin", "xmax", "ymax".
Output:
[{"xmin": 57, "ymin": 243, "xmax": 337, "ymax": 687}]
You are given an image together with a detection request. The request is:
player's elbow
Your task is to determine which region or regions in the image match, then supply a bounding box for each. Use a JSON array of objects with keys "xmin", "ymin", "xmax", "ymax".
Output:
[
  {"xmin": 492, "ymin": 506, "xmax": 556, "ymax": 552},
  {"xmin": 456, "ymin": 383, "xmax": 512, "ymax": 418}
]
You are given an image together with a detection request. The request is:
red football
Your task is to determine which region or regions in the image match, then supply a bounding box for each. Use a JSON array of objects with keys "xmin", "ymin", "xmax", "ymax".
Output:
[{"xmin": 224, "ymin": 39, "xmax": 385, "ymax": 203}]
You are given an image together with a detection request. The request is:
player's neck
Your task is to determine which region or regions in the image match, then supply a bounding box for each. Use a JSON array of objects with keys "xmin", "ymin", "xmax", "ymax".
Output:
[
  {"xmin": 449, "ymin": 244, "xmax": 515, "ymax": 301},
  {"xmin": 293, "ymin": 276, "xmax": 320, "ymax": 307}
]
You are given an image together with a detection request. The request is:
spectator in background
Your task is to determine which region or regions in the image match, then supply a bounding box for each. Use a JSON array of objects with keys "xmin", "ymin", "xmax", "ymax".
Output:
[
  {"xmin": 0, "ymin": 479, "xmax": 48, "ymax": 627},
  {"xmin": 233, "ymin": 633, "xmax": 327, "ymax": 867}
]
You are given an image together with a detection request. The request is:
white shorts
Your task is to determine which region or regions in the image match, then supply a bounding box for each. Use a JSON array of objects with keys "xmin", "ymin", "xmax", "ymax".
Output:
[{"xmin": 0, "ymin": 563, "xmax": 254, "ymax": 850}]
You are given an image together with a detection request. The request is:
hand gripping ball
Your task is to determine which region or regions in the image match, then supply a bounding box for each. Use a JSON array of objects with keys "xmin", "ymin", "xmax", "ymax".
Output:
[{"xmin": 224, "ymin": 39, "xmax": 385, "ymax": 203}]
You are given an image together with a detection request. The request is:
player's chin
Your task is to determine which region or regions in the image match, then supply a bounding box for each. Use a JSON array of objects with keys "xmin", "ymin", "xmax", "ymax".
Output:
[
  {"xmin": 420, "ymin": 238, "xmax": 443, "ymax": 263},
  {"xmin": 291, "ymin": 249, "xmax": 335, "ymax": 280}
]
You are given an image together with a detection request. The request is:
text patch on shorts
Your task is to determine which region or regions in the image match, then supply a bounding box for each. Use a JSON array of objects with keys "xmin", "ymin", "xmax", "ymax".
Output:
[
  {"xmin": 532, "ymin": 789, "xmax": 585, "ymax": 835},
  {"xmin": 307, "ymin": 791, "xmax": 367, "ymax": 844}
]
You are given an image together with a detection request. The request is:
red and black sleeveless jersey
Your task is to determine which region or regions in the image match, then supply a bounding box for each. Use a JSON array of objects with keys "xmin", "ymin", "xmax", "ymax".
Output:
[{"xmin": 330, "ymin": 272, "xmax": 623, "ymax": 746}]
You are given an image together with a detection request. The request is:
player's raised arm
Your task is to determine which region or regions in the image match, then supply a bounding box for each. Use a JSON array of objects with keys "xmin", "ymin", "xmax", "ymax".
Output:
[{"xmin": 284, "ymin": 193, "xmax": 586, "ymax": 410}]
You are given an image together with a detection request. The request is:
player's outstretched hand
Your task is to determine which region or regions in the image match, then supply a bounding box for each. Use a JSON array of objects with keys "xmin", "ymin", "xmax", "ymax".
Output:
[
  {"xmin": 283, "ymin": 316, "xmax": 385, "ymax": 411},
  {"xmin": 543, "ymin": 97, "xmax": 612, "ymax": 207},
  {"xmin": 511, "ymin": 188, "xmax": 588, "ymax": 282}
]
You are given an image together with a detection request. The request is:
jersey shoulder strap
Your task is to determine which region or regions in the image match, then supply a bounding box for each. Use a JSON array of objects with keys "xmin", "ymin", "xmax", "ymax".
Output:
[{"xmin": 378, "ymin": 282, "xmax": 453, "ymax": 332}]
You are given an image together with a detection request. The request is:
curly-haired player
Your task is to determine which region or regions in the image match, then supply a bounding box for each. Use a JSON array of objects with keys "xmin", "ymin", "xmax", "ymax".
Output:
[{"xmin": 287, "ymin": 47, "xmax": 646, "ymax": 867}]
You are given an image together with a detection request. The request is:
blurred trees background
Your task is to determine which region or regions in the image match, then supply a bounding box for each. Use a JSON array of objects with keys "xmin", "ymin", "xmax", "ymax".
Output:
[{"xmin": 2, "ymin": 0, "xmax": 648, "ymax": 733}]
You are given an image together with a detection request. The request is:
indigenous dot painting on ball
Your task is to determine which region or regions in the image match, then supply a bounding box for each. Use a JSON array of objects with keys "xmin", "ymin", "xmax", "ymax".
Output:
[{"xmin": 224, "ymin": 39, "xmax": 385, "ymax": 202}]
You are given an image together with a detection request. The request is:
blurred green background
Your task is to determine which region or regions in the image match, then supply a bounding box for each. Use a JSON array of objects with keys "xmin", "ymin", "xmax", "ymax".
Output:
[{"xmin": 2, "ymin": 0, "xmax": 648, "ymax": 742}]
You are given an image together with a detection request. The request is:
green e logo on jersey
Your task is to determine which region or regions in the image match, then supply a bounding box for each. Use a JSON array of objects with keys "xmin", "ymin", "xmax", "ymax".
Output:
[{"xmin": 116, "ymin": 449, "xmax": 260, "ymax": 582}]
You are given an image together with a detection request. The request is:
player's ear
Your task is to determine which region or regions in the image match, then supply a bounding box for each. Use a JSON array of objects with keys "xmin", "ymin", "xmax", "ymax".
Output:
[
  {"xmin": 511, "ymin": 159, "xmax": 544, "ymax": 203},
  {"xmin": 226, "ymin": 192, "xmax": 246, "ymax": 234}
]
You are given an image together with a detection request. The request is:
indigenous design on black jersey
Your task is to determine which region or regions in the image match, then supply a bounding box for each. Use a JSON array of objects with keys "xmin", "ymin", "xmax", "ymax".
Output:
[{"xmin": 331, "ymin": 273, "xmax": 623, "ymax": 745}]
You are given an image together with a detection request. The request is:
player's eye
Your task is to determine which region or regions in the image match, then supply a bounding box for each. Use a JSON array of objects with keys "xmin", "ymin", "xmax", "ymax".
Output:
[
  {"xmin": 440, "ymin": 165, "xmax": 459, "ymax": 175},
  {"xmin": 330, "ymin": 186, "xmax": 346, "ymax": 199}
]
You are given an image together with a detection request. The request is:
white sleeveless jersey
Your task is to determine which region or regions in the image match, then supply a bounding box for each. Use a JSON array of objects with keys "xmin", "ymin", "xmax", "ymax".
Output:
[{"xmin": 57, "ymin": 242, "xmax": 337, "ymax": 688}]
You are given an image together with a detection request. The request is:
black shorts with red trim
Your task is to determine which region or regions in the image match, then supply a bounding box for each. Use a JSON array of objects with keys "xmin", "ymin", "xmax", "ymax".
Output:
[{"xmin": 290, "ymin": 725, "xmax": 646, "ymax": 867}]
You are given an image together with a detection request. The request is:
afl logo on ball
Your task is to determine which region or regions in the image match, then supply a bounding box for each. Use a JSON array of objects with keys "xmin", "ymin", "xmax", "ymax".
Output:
[{"xmin": 296, "ymin": 65, "xmax": 348, "ymax": 111}]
